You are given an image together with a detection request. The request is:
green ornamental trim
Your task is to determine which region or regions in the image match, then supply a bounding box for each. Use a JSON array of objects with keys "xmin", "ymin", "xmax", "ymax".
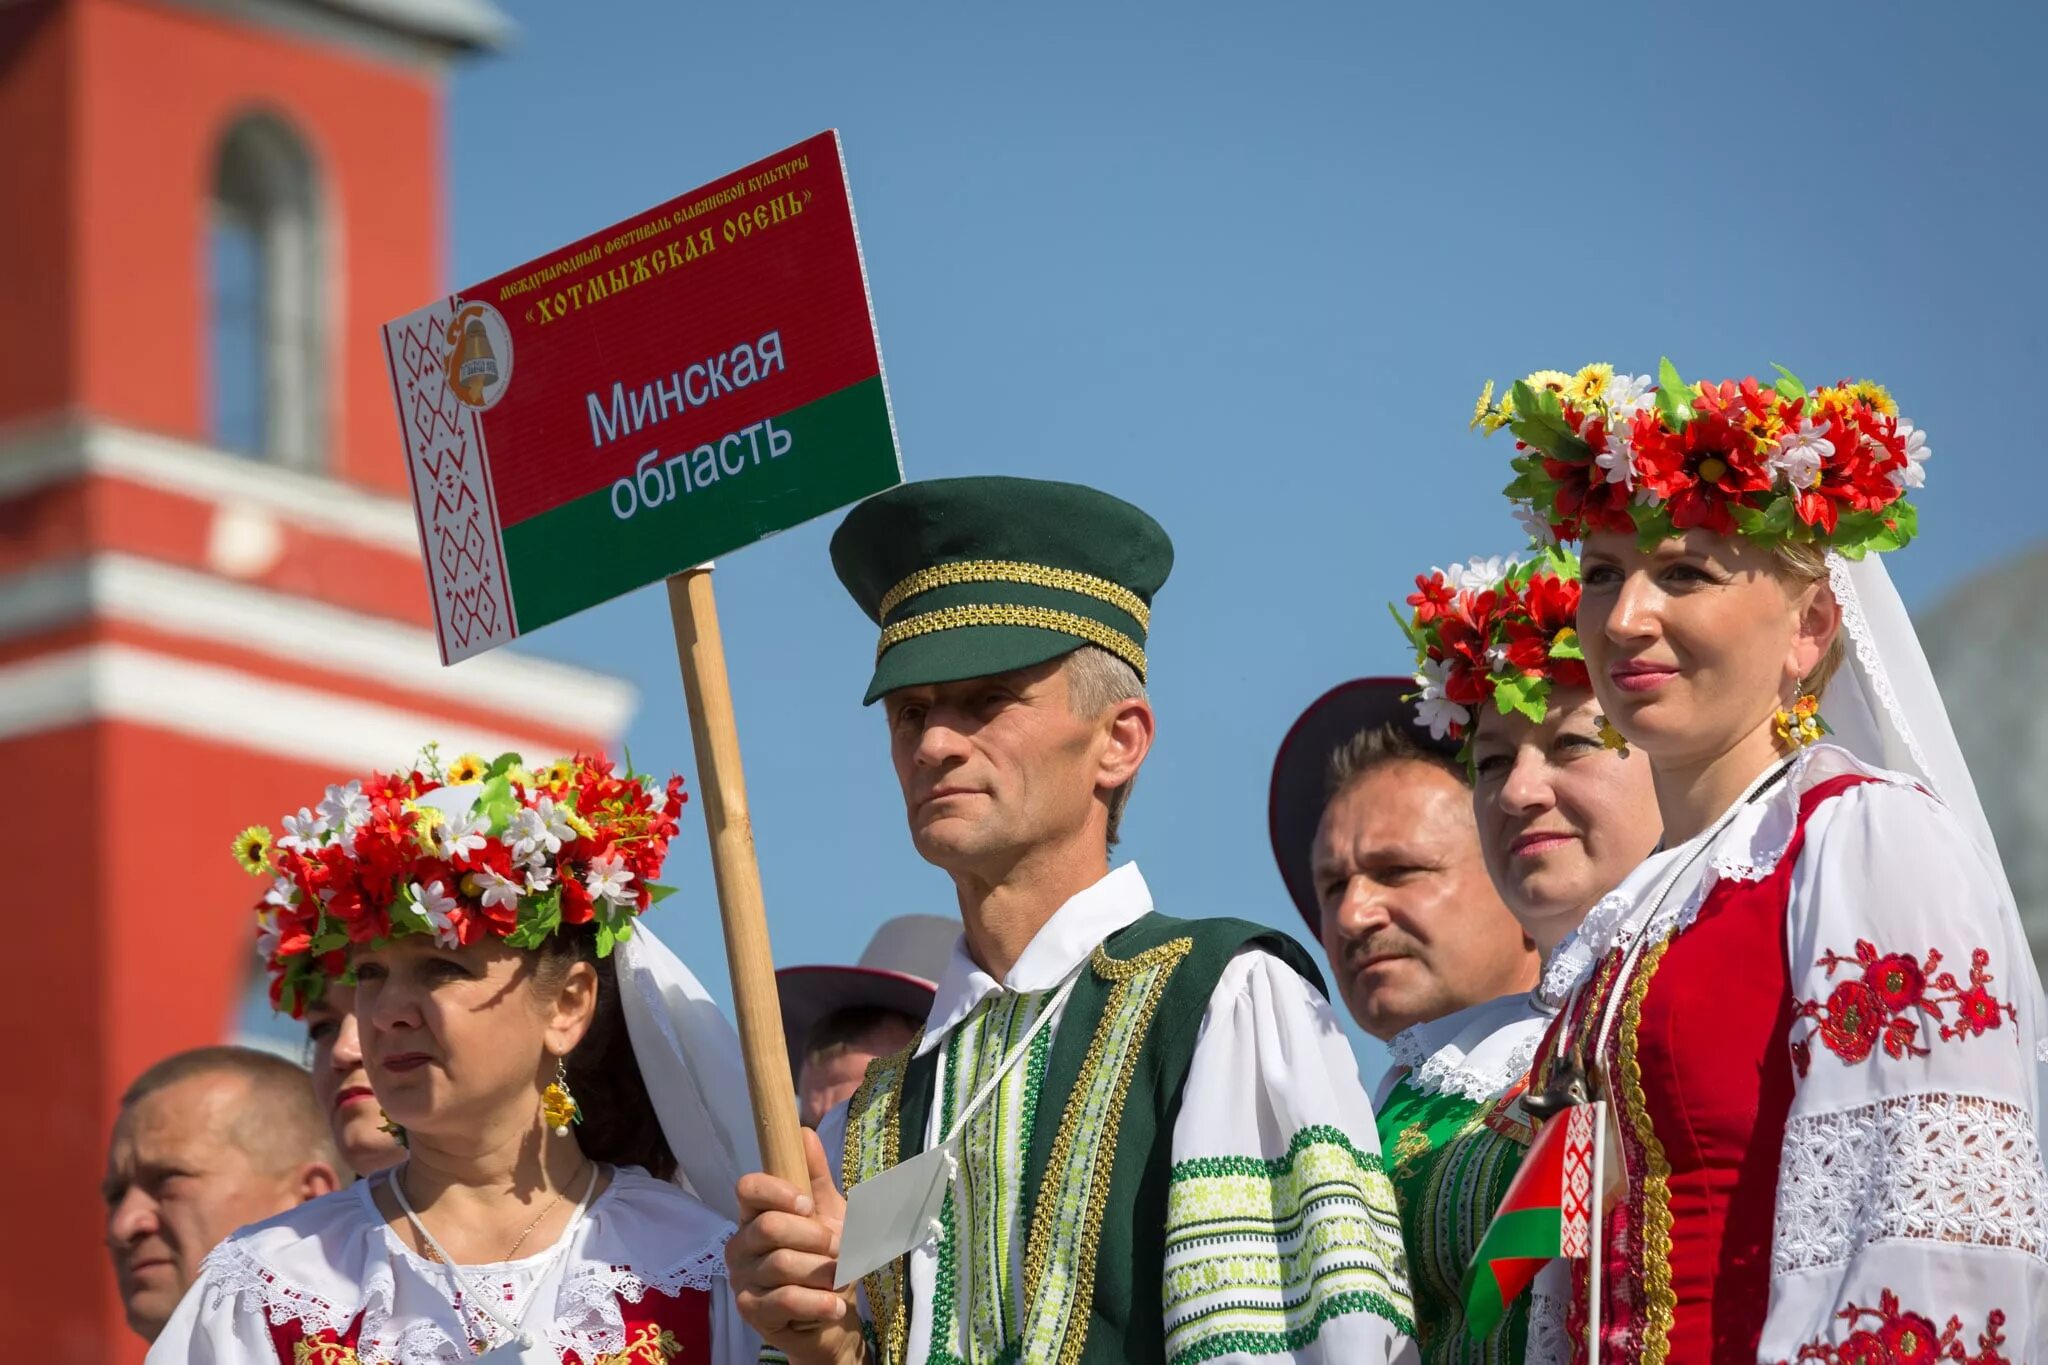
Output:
[
  {"xmin": 1163, "ymin": 1124, "xmax": 1414, "ymax": 1363},
  {"xmin": 1169, "ymin": 1123, "xmax": 1386, "ymax": 1182},
  {"xmin": 1165, "ymin": 1290, "xmax": 1419, "ymax": 1365}
]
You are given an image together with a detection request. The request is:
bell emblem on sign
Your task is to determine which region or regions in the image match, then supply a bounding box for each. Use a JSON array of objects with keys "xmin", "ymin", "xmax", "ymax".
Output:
[
  {"xmin": 441, "ymin": 302, "xmax": 513, "ymax": 411},
  {"xmin": 454, "ymin": 318, "xmax": 499, "ymax": 403}
]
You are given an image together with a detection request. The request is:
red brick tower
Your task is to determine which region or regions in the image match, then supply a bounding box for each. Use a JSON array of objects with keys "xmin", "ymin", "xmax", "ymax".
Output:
[{"xmin": 0, "ymin": 3, "xmax": 633, "ymax": 1357}]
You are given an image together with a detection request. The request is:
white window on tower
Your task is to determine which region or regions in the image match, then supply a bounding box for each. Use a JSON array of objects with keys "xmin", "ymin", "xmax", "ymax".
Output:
[{"xmin": 208, "ymin": 113, "xmax": 327, "ymax": 470}]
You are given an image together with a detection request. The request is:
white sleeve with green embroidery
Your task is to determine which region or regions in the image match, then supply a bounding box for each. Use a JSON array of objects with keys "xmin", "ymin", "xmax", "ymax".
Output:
[{"xmin": 1163, "ymin": 948, "xmax": 1419, "ymax": 1364}]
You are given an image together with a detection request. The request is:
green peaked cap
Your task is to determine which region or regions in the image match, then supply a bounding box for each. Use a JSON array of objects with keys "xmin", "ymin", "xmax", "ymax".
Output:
[{"xmin": 830, "ymin": 475, "xmax": 1173, "ymax": 704}]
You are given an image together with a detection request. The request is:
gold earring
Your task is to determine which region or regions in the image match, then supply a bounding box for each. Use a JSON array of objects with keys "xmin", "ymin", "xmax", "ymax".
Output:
[
  {"xmin": 378, "ymin": 1108, "xmax": 408, "ymax": 1147},
  {"xmin": 1596, "ymin": 714, "xmax": 1630, "ymax": 757},
  {"xmin": 540, "ymin": 1056, "xmax": 581, "ymax": 1137},
  {"xmin": 1773, "ymin": 694, "xmax": 1826, "ymax": 750}
]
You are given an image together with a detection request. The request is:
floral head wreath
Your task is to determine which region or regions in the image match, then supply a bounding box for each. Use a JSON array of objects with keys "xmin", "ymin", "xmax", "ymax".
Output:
[
  {"xmin": 1393, "ymin": 547, "xmax": 1587, "ymax": 750},
  {"xmin": 1473, "ymin": 360, "xmax": 1929, "ymax": 556},
  {"xmin": 232, "ymin": 746, "xmax": 687, "ymax": 1016}
]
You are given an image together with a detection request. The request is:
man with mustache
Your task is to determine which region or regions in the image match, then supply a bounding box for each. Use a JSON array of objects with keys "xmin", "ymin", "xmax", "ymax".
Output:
[
  {"xmin": 103, "ymin": 1046, "xmax": 343, "ymax": 1343},
  {"xmin": 1271, "ymin": 681, "xmax": 1540, "ymax": 1045},
  {"xmin": 727, "ymin": 477, "xmax": 1416, "ymax": 1364}
]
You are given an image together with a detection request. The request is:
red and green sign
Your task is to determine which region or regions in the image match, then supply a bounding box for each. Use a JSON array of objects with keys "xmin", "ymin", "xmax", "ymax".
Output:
[
  {"xmin": 1461, "ymin": 1101, "xmax": 1601, "ymax": 1338},
  {"xmin": 382, "ymin": 130, "xmax": 901, "ymax": 663}
]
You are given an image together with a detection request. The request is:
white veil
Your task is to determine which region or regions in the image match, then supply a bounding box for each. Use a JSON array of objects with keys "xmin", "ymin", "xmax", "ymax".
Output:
[
  {"xmin": 615, "ymin": 923, "xmax": 761, "ymax": 1224},
  {"xmin": 1822, "ymin": 551, "xmax": 2048, "ymax": 1077}
]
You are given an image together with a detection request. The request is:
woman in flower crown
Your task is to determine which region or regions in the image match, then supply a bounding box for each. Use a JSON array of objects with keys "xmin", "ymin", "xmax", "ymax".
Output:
[
  {"xmin": 1475, "ymin": 363, "xmax": 2047, "ymax": 1362},
  {"xmin": 300, "ymin": 982, "xmax": 406, "ymax": 1177},
  {"xmin": 155, "ymin": 750, "xmax": 761, "ymax": 1364},
  {"xmin": 1383, "ymin": 550, "xmax": 1660, "ymax": 1361}
]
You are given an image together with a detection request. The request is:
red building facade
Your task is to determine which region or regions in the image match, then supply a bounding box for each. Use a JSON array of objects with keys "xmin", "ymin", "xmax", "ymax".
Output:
[{"xmin": 0, "ymin": 2, "xmax": 632, "ymax": 1357}]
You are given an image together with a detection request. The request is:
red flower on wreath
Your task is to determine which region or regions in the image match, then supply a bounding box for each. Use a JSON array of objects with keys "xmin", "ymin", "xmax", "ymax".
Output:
[
  {"xmin": 1792, "ymin": 940, "xmax": 2017, "ymax": 1076},
  {"xmin": 1780, "ymin": 1291, "xmax": 2008, "ymax": 1365},
  {"xmin": 1406, "ymin": 572, "xmax": 1458, "ymax": 626}
]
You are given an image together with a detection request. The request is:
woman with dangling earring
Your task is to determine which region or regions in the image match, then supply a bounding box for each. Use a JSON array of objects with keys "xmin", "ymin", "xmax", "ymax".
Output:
[
  {"xmin": 1468, "ymin": 364, "xmax": 2047, "ymax": 1362},
  {"xmin": 154, "ymin": 750, "xmax": 762, "ymax": 1364}
]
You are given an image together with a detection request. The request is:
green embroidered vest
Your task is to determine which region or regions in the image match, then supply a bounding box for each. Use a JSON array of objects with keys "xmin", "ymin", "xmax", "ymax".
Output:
[
  {"xmin": 842, "ymin": 912, "xmax": 1324, "ymax": 1365},
  {"xmin": 1374, "ymin": 1075, "xmax": 1533, "ymax": 1363}
]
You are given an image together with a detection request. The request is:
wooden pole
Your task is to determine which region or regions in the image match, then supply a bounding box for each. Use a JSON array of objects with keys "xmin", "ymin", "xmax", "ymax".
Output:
[{"xmin": 665, "ymin": 566, "xmax": 807, "ymax": 1189}]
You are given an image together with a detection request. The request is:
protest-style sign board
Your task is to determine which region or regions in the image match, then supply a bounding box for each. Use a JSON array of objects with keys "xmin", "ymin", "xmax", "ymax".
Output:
[{"xmin": 383, "ymin": 130, "xmax": 901, "ymax": 1190}]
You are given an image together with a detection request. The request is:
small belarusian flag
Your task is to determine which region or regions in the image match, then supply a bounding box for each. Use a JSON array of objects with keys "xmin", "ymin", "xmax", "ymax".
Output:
[{"xmin": 1461, "ymin": 1101, "xmax": 1604, "ymax": 1338}]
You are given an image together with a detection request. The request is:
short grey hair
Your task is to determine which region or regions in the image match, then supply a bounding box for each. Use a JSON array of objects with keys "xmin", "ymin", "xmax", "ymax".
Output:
[
  {"xmin": 120, "ymin": 1046, "xmax": 339, "ymax": 1174},
  {"xmin": 1063, "ymin": 646, "xmax": 1147, "ymax": 846}
]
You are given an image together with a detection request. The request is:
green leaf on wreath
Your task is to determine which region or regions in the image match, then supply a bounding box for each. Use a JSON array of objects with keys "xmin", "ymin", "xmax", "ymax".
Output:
[{"xmin": 1656, "ymin": 358, "xmax": 1694, "ymax": 428}]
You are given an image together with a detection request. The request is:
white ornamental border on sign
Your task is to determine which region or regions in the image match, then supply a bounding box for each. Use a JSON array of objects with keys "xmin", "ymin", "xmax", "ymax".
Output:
[{"xmin": 383, "ymin": 296, "xmax": 518, "ymax": 664}]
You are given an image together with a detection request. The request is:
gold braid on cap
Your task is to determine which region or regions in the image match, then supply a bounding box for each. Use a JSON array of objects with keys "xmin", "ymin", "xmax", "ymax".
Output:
[
  {"xmin": 876, "ymin": 604, "xmax": 1146, "ymax": 679},
  {"xmin": 878, "ymin": 559, "xmax": 1151, "ymax": 631}
]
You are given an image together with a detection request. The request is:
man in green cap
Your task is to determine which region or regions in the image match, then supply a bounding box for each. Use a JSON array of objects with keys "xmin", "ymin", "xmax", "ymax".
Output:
[{"xmin": 726, "ymin": 476, "xmax": 1416, "ymax": 1365}]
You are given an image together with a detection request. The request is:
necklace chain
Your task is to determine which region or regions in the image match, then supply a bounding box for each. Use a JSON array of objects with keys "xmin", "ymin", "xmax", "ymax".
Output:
[{"xmin": 402, "ymin": 1161, "xmax": 588, "ymax": 1264}]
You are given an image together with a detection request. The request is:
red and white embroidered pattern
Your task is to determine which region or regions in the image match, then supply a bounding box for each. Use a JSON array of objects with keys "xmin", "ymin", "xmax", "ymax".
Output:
[
  {"xmin": 384, "ymin": 296, "xmax": 516, "ymax": 663},
  {"xmin": 1790, "ymin": 940, "xmax": 2017, "ymax": 1076},
  {"xmin": 1781, "ymin": 1291, "xmax": 2008, "ymax": 1364},
  {"xmin": 1558, "ymin": 1104, "xmax": 1597, "ymax": 1259}
]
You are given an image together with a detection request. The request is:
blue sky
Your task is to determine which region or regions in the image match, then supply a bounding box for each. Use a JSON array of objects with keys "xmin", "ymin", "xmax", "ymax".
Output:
[{"xmin": 312, "ymin": 0, "xmax": 2048, "ymax": 1074}]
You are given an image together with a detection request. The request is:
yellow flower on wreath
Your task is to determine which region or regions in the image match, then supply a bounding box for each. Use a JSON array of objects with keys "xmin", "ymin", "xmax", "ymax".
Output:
[
  {"xmin": 1566, "ymin": 362, "xmax": 1614, "ymax": 407},
  {"xmin": 446, "ymin": 752, "xmax": 489, "ymax": 784},
  {"xmin": 231, "ymin": 825, "xmax": 273, "ymax": 875},
  {"xmin": 1846, "ymin": 379, "xmax": 1898, "ymax": 416},
  {"xmin": 1471, "ymin": 380, "xmax": 1495, "ymax": 430}
]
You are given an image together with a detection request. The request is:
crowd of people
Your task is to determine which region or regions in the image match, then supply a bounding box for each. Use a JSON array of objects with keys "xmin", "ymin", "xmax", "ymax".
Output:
[{"xmin": 106, "ymin": 362, "xmax": 2046, "ymax": 1364}]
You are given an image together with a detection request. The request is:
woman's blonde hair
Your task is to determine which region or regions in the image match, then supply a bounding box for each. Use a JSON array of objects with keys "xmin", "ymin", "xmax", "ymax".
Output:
[{"xmin": 1772, "ymin": 541, "xmax": 1847, "ymax": 697}]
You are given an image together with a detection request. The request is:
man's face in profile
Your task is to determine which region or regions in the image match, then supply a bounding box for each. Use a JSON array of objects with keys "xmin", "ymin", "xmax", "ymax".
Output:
[{"xmin": 102, "ymin": 1073, "xmax": 304, "ymax": 1341}]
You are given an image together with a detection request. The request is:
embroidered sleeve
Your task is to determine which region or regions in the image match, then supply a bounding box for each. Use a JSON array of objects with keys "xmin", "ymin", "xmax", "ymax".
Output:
[
  {"xmin": 1763, "ymin": 782, "xmax": 2048, "ymax": 1362},
  {"xmin": 1163, "ymin": 950, "xmax": 1417, "ymax": 1364},
  {"xmin": 138, "ymin": 1250, "xmax": 274, "ymax": 1362}
]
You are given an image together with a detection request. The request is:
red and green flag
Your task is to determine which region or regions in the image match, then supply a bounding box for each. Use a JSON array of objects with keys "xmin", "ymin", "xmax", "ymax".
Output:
[{"xmin": 1461, "ymin": 1101, "xmax": 1603, "ymax": 1338}]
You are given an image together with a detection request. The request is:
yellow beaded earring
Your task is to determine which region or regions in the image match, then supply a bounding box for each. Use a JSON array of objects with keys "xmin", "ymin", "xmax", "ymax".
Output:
[
  {"xmin": 540, "ymin": 1056, "xmax": 581, "ymax": 1137},
  {"xmin": 1773, "ymin": 694, "xmax": 1826, "ymax": 750},
  {"xmin": 378, "ymin": 1108, "xmax": 407, "ymax": 1147},
  {"xmin": 1596, "ymin": 714, "xmax": 1631, "ymax": 758}
]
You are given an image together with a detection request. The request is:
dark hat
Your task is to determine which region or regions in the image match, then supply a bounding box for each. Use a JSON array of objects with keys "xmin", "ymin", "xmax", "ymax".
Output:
[
  {"xmin": 1267, "ymin": 677, "xmax": 1462, "ymax": 936},
  {"xmin": 830, "ymin": 476, "xmax": 1173, "ymax": 704},
  {"xmin": 775, "ymin": 914, "xmax": 959, "ymax": 1079}
]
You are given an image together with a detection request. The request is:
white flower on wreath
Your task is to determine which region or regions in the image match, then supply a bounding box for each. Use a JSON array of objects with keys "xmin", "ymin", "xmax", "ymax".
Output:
[
  {"xmin": 507, "ymin": 796, "xmax": 577, "ymax": 866},
  {"xmin": 1892, "ymin": 419, "xmax": 1932, "ymax": 490},
  {"xmin": 584, "ymin": 852, "xmax": 637, "ymax": 909},
  {"xmin": 1511, "ymin": 499, "xmax": 1557, "ymax": 547},
  {"xmin": 410, "ymin": 879, "xmax": 462, "ymax": 949},
  {"xmin": 255, "ymin": 908, "xmax": 282, "ymax": 964},
  {"xmin": 1414, "ymin": 657, "xmax": 1472, "ymax": 741},
  {"xmin": 434, "ymin": 809, "xmax": 490, "ymax": 864},
  {"xmin": 1764, "ymin": 418, "xmax": 1834, "ymax": 492},
  {"xmin": 1594, "ymin": 422, "xmax": 1639, "ymax": 488},
  {"xmin": 525, "ymin": 864, "xmax": 557, "ymax": 896},
  {"xmin": 315, "ymin": 782, "xmax": 369, "ymax": 838},
  {"xmin": 1601, "ymin": 372, "xmax": 1655, "ymax": 415},
  {"xmin": 1437, "ymin": 555, "xmax": 1508, "ymax": 595},
  {"xmin": 277, "ymin": 807, "xmax": 325, "ymax": 853},
  {"xmin": 475, "ymin": 865, "xmax": 526, "ymax": 912}
]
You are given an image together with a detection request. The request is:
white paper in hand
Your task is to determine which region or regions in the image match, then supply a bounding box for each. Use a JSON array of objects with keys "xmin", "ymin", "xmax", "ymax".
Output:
[{"xmin": 834, "ymin": 1140, "xmax": 957, "ymax": 1289}]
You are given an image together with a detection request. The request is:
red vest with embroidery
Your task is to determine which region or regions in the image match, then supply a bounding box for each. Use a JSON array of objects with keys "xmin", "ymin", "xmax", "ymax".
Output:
[
  {"xmin": 1534, "ymin": 773, "xmax": 1875, "ymax": 1365},
  {"xmin": 265, "ymin": 1282, "xmax": 712, "ymax": 1363}
]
